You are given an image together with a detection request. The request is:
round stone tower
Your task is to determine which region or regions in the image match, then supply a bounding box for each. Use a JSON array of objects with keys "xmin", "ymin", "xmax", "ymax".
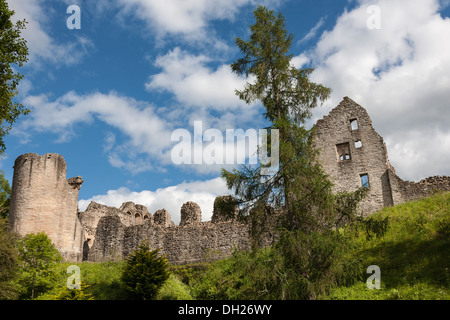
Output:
[{"xmin": 9, "ymin": 153, "xmax": 84, "ymax": 261}]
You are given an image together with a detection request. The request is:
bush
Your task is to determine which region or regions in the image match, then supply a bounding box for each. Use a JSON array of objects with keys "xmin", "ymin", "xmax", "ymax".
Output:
[
  {"xmin": 155, "ymin": 274, "xmax": 193, "ymax": 300},
  {"xmin": 48, "ymin": 282, "xmax": 94, "ymax": 300},
  {"xmin": 120, "ymin": 241, "xmax": 170, "ymax": 300}
]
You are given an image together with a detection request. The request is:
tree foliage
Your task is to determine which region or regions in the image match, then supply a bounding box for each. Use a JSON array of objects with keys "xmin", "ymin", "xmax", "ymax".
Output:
[
  {"xmin": 222, "ymin": 5, "xmax": 335, "ymax": 234},
  {"xmin": 121, "ymin": 240, "xmax": 170, "ymax": 300},
  {"xmin": 16, "ymin": 232, "xmax": 62, "ymax": 299},
  {"xmin": 50, "ymin": 282, "xmax": 94, "ymax": 300},
  {"xmin": 221, "ymin": 6, "xmax": 368, "ymax": 299},
  {"xmin": 0, "ymin": 171, "xmax": 10, "ymax": 219},
  {"xmin": 0, "ymin": 0, "xmax": 29, "ymax": 154},
  {"xmin": 0, "ymin": 217, "xmax": 19, "ymax": 299}
]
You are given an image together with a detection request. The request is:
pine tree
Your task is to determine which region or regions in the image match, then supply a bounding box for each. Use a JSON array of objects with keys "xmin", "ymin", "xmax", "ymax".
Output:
[
  {"xmin": 121, "ymin": 240, "xmax": 169, "ymax": 300},
  {"xmin": 222, "ymin": 6, "xmax": 368, "ymax": 299},
  {"xmin": 222, "ymin": 5, "xmax": 334, "ymax": 235}
]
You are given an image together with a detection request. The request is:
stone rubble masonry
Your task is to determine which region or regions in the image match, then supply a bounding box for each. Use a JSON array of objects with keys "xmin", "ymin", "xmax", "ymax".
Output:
[
  {"xmin": 211, "ymin": 195, "xmax": 239, "ymax": 224},
  {"xmin": 84, "ymin": 199, "xmax": 256, "ymax": 264},
  {"xmin": 8, "ymin": 153, "xmax": 84, "ymax": 262},
  {"xmin": 180, "ymin": 201, "xmax": 202, "ymax": 227},
  {"xmin": 8, "ymin": 97, "xmax": 450, "ymax": 263},
  {"xmin": 313, "ymin": 97, "xmax": 450, "ymax": 214}
]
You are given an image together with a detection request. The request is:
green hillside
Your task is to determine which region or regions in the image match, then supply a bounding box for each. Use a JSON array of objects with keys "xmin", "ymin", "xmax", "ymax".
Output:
[
  {"xmin": 324, "ymin": 191, "xmax": 450, "ymax": 300},
  {"xmin": 36, "ymin": 192, "xmax": 449, "ymax": 300}
]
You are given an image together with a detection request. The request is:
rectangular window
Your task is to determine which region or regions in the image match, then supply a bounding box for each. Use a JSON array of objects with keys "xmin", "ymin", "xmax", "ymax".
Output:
[
  {"xmin": 355, "ymin": 140, "xmax": 362, "ymax": 148},
  {"xmin": 360, "ymin": 174, "xmax": 370, "ymax": 188},
  {"xmin": 350, "ymin": 119, "xmax": 359, "ymax": 130},
  {"xmin": 336, "ymin": 142, "xmax": 351, "ymax": 161}
]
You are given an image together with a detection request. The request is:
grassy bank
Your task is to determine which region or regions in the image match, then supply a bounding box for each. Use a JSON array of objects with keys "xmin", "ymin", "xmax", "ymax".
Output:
[
  {"xmin": 37, "ymin": 192, "xmax": 449, "ymax": 300},
  {"xmin": 324, "ymin": 191, "xmax": 450, "ymax": 300}
]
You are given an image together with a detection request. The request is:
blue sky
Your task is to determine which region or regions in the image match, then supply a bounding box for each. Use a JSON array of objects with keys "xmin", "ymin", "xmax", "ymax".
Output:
[{"xmin": 4, "ymin": 0, "xmax": 450, "ymax": 223}]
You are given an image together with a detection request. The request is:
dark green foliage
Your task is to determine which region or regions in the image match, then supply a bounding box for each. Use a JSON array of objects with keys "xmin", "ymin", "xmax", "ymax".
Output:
[
  {"xmin": 121, "ymin": 241, "xmax": 170, "ymax": 300},
  {"xmin": 221, "ymin": 5, "xmax": 367, "ymax": 300},
  {"xmin": 231, "ymin": 6, "xmax": 331, "ymax": 124},
  {"xmin": 16, "ymin": 232, "xmax": 62, "ymax": 299},
  {"xmin": 0, "ymin": 0, "xmax": 29, "ymax": 154},
  {"xmin": 50, "ymin": 282, "xmax": 94, "ymax": 300},
  {"xmin": 223, "ymin": 6, "xmax": 335, "ymax": 234},
  {"xmin": 0, "ymin": 171, "xmax": 10, "ymax": 219},
  {"xmin": 0, "ymin": 217, "xmax": 19, "ymax": 299},
  {"xmin": 190, "ymin": 235, "xmax": 363, "ymax": 300},
  {"xmin": 358, "ymin": 215, "xmax": 390, "ymax": 240}
]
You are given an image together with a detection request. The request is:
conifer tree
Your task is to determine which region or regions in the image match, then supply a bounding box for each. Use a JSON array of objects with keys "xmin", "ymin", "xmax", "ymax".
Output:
[
  {"xmin": 222, "ymin": 5, "xmax": 335, "ymax": 236},
  {"xmin": 222, "ymin": 6, "xmax": 368, "ymax": 299},
  {"xmin": 121, "ymin": 240, "xmax": 169, "ymax": 300}
]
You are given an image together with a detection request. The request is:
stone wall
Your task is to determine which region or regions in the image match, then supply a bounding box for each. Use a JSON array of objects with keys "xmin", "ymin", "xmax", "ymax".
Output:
[
  {"xmin": 8, "ymin": 153, "xmax": 84, "ymax": 261},
  {"xmin": 84, "ymin": 198, "xmax": 258, "ymax": 264},
  {"xmin": 313, "ymin": 97, "xmax": 396, "ymax": 214},
  {"xmin": 388, "ymin": 171, "xmax": 450, "ymax": 204},
  {"xmin": 314, "ymin": 97, "xmax": 450, "ymax": 214}
]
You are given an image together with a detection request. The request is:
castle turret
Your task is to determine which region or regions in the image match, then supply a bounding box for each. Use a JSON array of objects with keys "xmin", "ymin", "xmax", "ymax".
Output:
[{"xmin": 9, "ymin": 153, "xmax": 84, "ymax": 261}]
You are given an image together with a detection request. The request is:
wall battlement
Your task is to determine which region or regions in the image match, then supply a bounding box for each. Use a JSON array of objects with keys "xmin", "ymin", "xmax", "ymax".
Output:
[{"xmin": 8, "ymin": 97, "xmax": 450, "ymax": 263}]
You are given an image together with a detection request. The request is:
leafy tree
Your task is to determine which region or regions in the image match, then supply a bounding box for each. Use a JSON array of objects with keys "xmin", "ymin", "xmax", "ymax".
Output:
[
  {"xmin": 0, "ymin": 0, "xmax": 29, "ymax": 154},
  {"xmin": 17, "ymin": 232, "xmax": 62, "ymax": 299},
  {"xmin": 0, "ymin": 171, "xmax": 10, "ymax": 219},
  {"xmin": 121, "ymin": 240, "xmax": 170, "ymax": 300},
  {"xmin": 0, "ymin": 217, "xmax": 19, "ymax": 299}
]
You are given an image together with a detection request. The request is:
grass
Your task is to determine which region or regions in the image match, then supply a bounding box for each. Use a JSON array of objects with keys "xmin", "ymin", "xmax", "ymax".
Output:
[
  {"xmin": 323, "ymin": 191, "xmax": 450, "ymax": 300},
  {"xmin": 35, "ymin": 191, "xmax": 450, "ymax": 300}
]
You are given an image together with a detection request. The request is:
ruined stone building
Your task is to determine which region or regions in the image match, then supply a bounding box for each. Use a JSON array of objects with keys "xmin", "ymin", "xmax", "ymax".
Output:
[
  {"xmin": 313, "ymin": 97, "xmax": 450, "ymax": 213},
  {"xmin": 8, "ymin": 97, "xmax": 450, "ymax": 263}
]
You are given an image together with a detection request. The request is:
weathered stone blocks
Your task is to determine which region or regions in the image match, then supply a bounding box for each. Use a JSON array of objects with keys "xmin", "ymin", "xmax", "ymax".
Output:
[{"xmin": 180, "ymin": 201, "xmax": 202, "ymax": 226}]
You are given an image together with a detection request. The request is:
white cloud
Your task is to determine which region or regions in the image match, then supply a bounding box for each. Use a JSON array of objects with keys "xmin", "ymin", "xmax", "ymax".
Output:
[
  {"xmin": 15, "ymin": 89, "xmax": 263, "ymax": 175},
  {"xmin": 78, "ymin": 177, "xmax": 231, "ymax": 224},
  {"xmin": 146, "ymin": 47, "xmax": 250, "ymax": 111},
  {"xmin": 17, "ymin": 91, "xmax": 174, "ymax": 171},
  {"xmin": 298, "ymin": 16, "xmax": 326, "ymax": 44},
  {"xmin": 146, "ymin": 47, "xmax": 266, "ymax": 140},
  {"xmin": 304, "ymin": 0, "xmax": 450, "ymax": 181},
  {"xmin": 8, "ymin": 0, "xmax": 92, "ymax": 67},
  {"xmin": 112, "ymin": 0, "xmax": 281, "ymax": 42}
]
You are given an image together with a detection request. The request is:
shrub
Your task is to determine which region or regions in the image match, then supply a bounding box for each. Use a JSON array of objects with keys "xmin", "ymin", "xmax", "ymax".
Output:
[
  {"xmin": 49, "ymin": 282, "xmax": 94, "ymax": 300},
  {"xmin": 155, "ymin": 274, "xmax": 193, "ymax": 300},
  {"xmin": 120, "ymin": 241, "xmax": 169, "ymax": 300}
]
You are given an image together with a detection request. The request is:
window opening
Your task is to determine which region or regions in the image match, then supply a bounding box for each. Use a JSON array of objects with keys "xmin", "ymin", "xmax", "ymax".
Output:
[
  {"xmin": 360, "ymin": 174, "xmax": 370, "ymax": 188},
  {"xmin": 336, "ymin": 142, "xmax": 351, "ymax": 161},
  {"xmin": 355, "ymin": 140, "xmax": 362, "ymax": 148},
  {"xmin": 350, "ymin": 119, "xmax": 359, "ymax": 130}
]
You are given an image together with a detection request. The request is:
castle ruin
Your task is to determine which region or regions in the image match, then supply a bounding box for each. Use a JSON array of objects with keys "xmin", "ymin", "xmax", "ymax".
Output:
[{"xmin": 8, "ymin": 97, "xmax": 450, "ymax": 263}]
